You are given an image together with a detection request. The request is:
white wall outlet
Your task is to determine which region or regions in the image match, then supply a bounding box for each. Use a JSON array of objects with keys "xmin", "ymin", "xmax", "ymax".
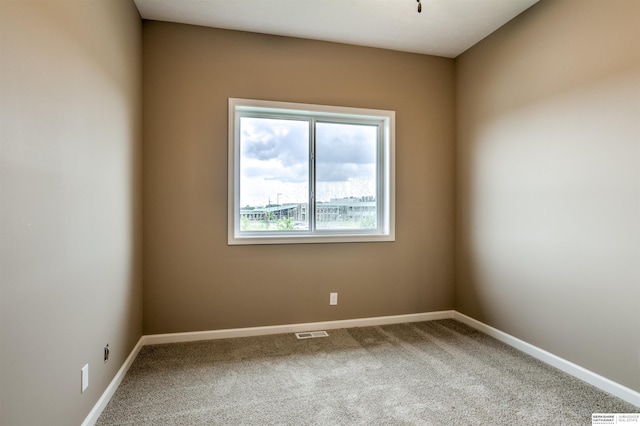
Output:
[
  {"xmin": 81, "ymin": 364, "xmax": 89, "ymax": 393},
  {"xmin": 330, "ymin": 292, "xmax": 338, "ymax": 305}
]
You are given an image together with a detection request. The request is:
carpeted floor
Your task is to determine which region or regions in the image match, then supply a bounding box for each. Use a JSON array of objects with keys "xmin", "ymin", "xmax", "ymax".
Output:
[{"xmin": 97, "ymin": 320, "xmax": 638, "ymax": 425}]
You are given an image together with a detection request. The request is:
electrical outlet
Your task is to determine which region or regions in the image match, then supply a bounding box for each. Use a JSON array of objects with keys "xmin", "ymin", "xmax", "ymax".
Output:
[
  {"xmin": 330, "ymin": 292, "xmax": 338, "ymax": 305},
  {"xmin": 81, "ymin": 364, "xmax": 89, "ymax": 393}
]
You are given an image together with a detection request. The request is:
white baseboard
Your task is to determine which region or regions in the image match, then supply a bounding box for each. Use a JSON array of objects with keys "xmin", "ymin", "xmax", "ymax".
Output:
[
  {"xmin": 142, "ymin": 310, "xmax": 455, "ymax": 345},
  {"xmin": 83, "ymin": 310, "xmax": 639, "ymax": 425},
  {"xmin": 453, "ymin": 311, "xmax": 640, "ymax": 408},
  {"xmin": 81, "ymin": 337, "xmax": 145, "ymax": 426}
]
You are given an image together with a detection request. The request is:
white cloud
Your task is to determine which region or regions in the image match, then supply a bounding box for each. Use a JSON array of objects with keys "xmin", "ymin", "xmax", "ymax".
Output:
[{"xmin": 240, "ymin": 117, "xmax": 377, "ymax": 206}]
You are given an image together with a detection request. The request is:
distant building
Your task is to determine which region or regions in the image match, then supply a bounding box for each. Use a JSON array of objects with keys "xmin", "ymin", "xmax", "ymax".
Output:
[
  {"xmin": 241, "ymin": 204, "xmax": 304, "ymax": 221},
  {"xmin": 316, "ymin": 198, "xmax": 375, "ymax": 223},
  {"xmin": 241, "ymin": 197, "xmax": 375, "ymax": 224}
]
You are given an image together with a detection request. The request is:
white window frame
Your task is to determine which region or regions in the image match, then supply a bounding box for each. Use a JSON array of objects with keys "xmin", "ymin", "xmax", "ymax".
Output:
[{"xmin": 228, "ymin": 98, "xmax": 395, "ymax": 245}]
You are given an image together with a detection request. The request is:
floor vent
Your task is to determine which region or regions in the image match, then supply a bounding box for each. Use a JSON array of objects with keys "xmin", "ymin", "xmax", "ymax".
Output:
[{"xmin": 295, "ymin": 331, "xmax": 329, "ymax": 339}]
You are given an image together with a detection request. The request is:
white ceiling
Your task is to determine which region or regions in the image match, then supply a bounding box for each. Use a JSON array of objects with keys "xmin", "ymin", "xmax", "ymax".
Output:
[{"xmin": 133, "ymin": 0, "xmax": 539, "ymax": 58}]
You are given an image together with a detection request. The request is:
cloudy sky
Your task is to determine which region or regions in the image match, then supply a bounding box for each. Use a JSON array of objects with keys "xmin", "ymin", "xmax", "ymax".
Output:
[{"xmin": 240, "ymin": 117, "xmax": 377, "ymax": 207}]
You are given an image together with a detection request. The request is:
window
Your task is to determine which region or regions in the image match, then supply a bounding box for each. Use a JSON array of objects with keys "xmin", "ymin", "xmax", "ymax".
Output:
[{"xmin": 228, "ymin": 98, "xmax": 395, "ymax": 245}]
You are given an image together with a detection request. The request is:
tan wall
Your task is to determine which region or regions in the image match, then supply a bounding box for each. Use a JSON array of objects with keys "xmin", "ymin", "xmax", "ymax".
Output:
[
  {"xmin": 456, "ymin": 0, "xmax": 640, "ymax": 392},
  {"xmin": 142, "ymin": 22, "xmax": 456, "ymax": 334},
  {"xmin": 0, "ymin": 1, "xmax": 143, "ymax": 424}
]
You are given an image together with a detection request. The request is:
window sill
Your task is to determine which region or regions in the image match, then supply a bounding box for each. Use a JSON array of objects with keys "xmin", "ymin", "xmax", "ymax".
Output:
[{"xmin": 228, "ymin": 233, "xmax": 395, "ymax": 245}]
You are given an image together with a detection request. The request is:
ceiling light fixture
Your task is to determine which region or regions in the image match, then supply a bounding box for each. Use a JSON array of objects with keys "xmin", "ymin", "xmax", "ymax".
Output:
[{"xmin": 417, "ymin": 0, "xmax": 422, "ymax": 13}]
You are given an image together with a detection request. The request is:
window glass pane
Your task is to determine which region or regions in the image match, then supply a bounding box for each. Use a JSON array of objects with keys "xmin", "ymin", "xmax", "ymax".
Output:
[
  {"xmin": 239, "ymin": 117, "xmax": 309, "ymax": 231},
  {"xmin": 315, "ymin": 122, "xmax": 377, "ymax": 230}
]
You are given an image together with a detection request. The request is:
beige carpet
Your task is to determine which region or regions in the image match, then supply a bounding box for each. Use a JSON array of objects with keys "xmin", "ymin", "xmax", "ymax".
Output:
[{"xmin": 97, "ymin": 320, "xmax": 638, "ymax": 425}]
